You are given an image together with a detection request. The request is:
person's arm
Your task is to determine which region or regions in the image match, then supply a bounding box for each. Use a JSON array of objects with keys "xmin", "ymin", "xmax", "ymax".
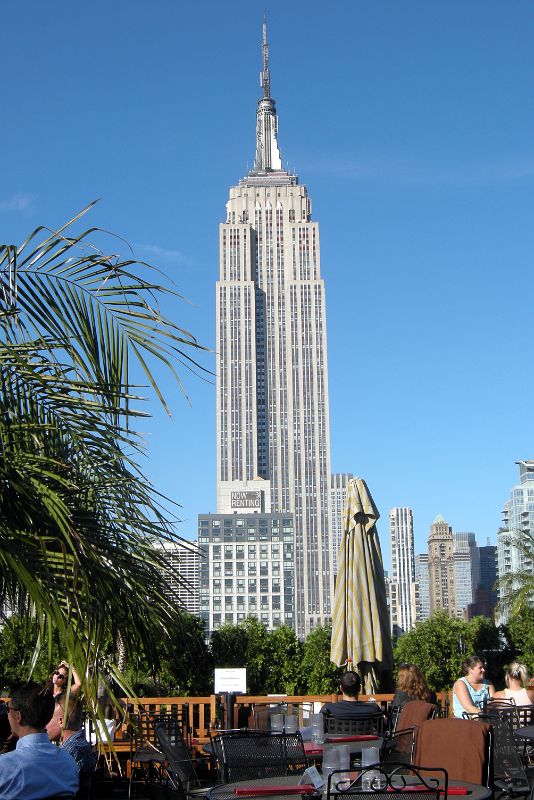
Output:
[
  {"xmin": 526, "ymin": 688, "xmax": 534, "ymax": 704},
  {"xmin": 61, "ymin": 661, "xmax": 82, "ymax": 696},
  {"xmin": 487, "ymin": 681, "xmax": 496, "ymax": 699},
  {"xmin": 493, "ymin": 689, "xmax": 506, "ymax": 699},
  {"xmin": 453, "ymin": 679, "xmax": 480, "ymax": 715}
]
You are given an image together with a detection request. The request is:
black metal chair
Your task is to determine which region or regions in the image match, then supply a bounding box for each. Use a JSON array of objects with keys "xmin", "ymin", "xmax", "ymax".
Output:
[
  {"xmin": 323, "ymin": 711, "xmax": 385, "ymax": 737},
  {"xmin": 327, "ymin": 764, "xmax": 447, "ymax": 800},
  {"xmin": 209, "ymin": 731, "xmax": 308, "ymax": 782},
  {"xmin": 154, "ymin": 717, "xmax": 203, "ymax": 792},
  {"xmin": 380, "ymin": 727, "xmax": 416, "ymax": 770},
  {"xmin": 129, "ymin": 711, "xmax": 181, "ymax": 798},
  {"xmin": 473, "ymin": 708, "xmax": 531, "ymax": 797}
]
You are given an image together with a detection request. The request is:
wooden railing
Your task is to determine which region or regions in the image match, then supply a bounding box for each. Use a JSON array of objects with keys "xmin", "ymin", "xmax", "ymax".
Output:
[
  {"xmin": 234, "ymin": 692, "xmax": 451, "ymax": 728},
  {"xmin": 120, "ymin": 695, "xmax": 217, "ymax": 743}
]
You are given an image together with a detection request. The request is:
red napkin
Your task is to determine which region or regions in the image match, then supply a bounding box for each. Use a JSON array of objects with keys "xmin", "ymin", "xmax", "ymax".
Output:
[
  {"xmin": 386, "ymin": 786, "xmax": 467, "ymax": 795},
  {"xmin": 234, "ymin": 786, "xmax": 316, "ymax": 796},
  {"xmin": 325, "ymin": 735, "xmax": 380, "ymax": 743}
]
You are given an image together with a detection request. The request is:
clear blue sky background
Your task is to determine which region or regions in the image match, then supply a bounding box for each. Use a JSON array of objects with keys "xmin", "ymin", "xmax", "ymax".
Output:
[{"xmin": 2, "ymin": 1, "xmax": 533, "ymax": 569}]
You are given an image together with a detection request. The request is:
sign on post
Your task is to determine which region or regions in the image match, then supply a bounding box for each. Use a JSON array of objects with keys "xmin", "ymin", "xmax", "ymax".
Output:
[{"xmin": 214, "ymin": 667, "xmax": 247, "ymax": 694}]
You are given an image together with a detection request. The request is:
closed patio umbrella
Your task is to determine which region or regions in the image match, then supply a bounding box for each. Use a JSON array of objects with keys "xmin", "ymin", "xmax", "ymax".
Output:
[{"xmin": 330, "ymin": 477, "xmax": 393, "ymax": 693}]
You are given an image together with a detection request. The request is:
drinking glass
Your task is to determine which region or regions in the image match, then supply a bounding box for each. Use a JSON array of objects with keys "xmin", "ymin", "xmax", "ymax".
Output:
[
  {"xmin": 270, "ymin": 713, "xmax": 284, "ymax": 733},
  {"xmin": 311, "ymin": 712, "xmax": 324, "ymax": 744},
  {"xmin": 285, "ymin": 714, "xmax": 297, "ymax": 733}
]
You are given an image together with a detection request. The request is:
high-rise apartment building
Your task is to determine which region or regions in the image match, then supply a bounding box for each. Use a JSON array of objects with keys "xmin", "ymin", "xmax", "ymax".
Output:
[
  {"xmin": 331, "ymin": 474, "xmax": 354, "ymax": 577},
  {"xmin": 453, "ymin": 532, "xmax": 478, "ymax": 618},
  {"xmin": 198, "ymin": 513, "xmax": 295, "ymax": 632},
  {"xmin": 415, "ymin": 553, "xmax": 430, "ymax": 622},
  {"xmin": 497, "ymin": 460, "xmax": 534, "ymax": 620},
  {"xmin": 428, "ymin": 515, "xmax": 456, "ymax": 616},
  {"xmin": 468, "ymin": 543, "xmax": 497, "ymax": 619},
  {"xmin": 215, "ymin": 23, "xmax": 333, "ymax": 636},
  {"xmin": 389, "ymin": 508, "xmax": 416, "ymax": 636},
  {"xmin": 154, "ymin": 540, "xmax": 200, "ymax": 615}
]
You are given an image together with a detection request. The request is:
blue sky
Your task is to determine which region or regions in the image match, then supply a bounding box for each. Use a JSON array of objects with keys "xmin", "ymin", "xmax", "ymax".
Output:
[{"xmin": 1, "ymin": 1, "xmax": 533, "ymax": 568}]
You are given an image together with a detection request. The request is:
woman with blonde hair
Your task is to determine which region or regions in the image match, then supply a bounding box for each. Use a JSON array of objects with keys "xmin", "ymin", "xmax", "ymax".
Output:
[
  {"xmin": 392, "ymin": 663, "xmax": 437, "ymax": 709},
  {"xmin": 494, "ymin": 662, "xmax": 534, "ymax": 705}
]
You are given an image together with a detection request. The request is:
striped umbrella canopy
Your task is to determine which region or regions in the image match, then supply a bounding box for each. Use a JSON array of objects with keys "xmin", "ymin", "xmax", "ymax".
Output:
[{"xmin": 330, "ymin": 477, "xmax": 393, "ymax": 693}]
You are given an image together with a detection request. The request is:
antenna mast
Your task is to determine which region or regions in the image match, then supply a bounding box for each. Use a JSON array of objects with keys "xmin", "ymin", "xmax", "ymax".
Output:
[{"xmin": 261, "ymin": 15, "xmax": 270, "ymax": 98}]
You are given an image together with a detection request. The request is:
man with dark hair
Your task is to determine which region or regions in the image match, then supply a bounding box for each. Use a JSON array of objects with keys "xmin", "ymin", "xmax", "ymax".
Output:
[
  {"xmin": 0, "ymin": 683, "xmax": 78, "ymax": 799},
  {"xmin": 46, "ymin": 692, "xmax": 96, "ymax": 776},
  {"xmin": 321, "ymin": 671, "xmax": 382, "ymax": 717}
]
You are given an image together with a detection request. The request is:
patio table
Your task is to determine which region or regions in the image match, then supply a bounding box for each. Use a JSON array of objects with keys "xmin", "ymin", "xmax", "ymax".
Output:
[{"xmin": 207, "ymin": 773, "xmax": 493, "ymax": 800}]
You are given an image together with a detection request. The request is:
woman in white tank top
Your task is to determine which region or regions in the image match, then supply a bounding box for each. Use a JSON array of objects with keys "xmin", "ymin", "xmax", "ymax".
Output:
[{"xmin": 494, "ymin": 662, "xmax": 534, "ymax": 705}]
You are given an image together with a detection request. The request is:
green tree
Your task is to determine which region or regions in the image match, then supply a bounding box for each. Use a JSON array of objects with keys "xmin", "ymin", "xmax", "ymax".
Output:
[
  {"xmin": 263, "ymin": 625, "xmax": 304, "ymax": 694},
  {"xmin": 210, "ymin": 617, "xmax": 269, "ymax": 694},
  {"xmin": 506, "ymin": 607, "xmax": 534, "ymax": 676},
  {"xmin": 393, "ymin": 612, "xmax": 503, "ymax": 691},
  {"xmin": 121, "ymin": 612, "xmax": 213, "ymax": 697},
  {"xmin": 300, "ymin": 625, "xmax": 340, "ymax": 694},
  {"xmin": 0, "ymin": 206, "xmax": 207, "ymax": 707}
]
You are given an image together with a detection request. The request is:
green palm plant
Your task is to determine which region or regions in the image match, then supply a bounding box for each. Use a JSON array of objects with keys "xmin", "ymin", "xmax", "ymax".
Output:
[
  {"xmin": 0, "ymin": 204, "xmax": 209, "ymax": 714},
  {"xmin": 495, "ymin": 527, "xmax": 534, "ymax": 616}
]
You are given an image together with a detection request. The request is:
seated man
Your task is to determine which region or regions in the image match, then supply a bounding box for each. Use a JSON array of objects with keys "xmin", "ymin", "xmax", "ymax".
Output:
[
  {"xmin": 0, "ymin": 682, "xmax": 79, "ymax": 799},
  {"xmin": 46, "ymin": 692, "xmax": 96, "ymax": 777},
  {"xmin": 322, "ymin": 671, "xmax": 382, "ymax": 717}
]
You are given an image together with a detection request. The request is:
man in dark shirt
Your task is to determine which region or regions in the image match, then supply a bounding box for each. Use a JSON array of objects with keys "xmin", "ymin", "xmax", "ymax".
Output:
[{"xmin": 321, "ymin": 671, "xmax": 382, "ymax": 717}]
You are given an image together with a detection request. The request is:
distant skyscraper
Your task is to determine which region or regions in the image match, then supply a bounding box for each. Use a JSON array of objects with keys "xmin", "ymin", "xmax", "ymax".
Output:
[
  {"xmin": 154, "ymin": 540, "xmax": 200, "ymax": 615},
  {"xmin": 415, "ymin": 553, "xmax": 430, "ymax": 622},
  {"xmin": 215, "ymin": 22, "xmax": 333, "ymax": 636},
  {"xmin": 468, "ymin": 542, "xmax": 497, "ymax": 619},
  {"xmin": 331, "ymin": 474, "xmax": 354, "ymax": 576},
  {"xmin": 428, "ymin": 515, "xmax": 456, "ymax": 616},
  {"xmin": 389, "ymin": 508, "xmax": 416, "ymax": 636},
  {"xmin": 453, "ymin": 532, "xmax": 477, "ymax": 618},
  {"xmin": 497, "ymin": 460, "xmax": 534, "ymax": 620}
]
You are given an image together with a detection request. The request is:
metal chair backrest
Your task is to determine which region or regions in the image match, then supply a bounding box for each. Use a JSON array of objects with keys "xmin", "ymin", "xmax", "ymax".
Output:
[
  {"xmin": 327, "ymin": 764, "xmax": 447, "ymax": 800},
  {"xmin": 210, "ymin": 730, "xmax": 308, "ymax": 782},
  {"xmin": 380, "ymin": 727, "xmax": 416, "ymax": 769},
  {"xmin": 324, "ymin": 711, "xmax": 384, "ymax": 736},
  {"xmin": 155, "ymin": 718, "xmax": 199, "ymax": 791},
  {"xmin": 475, "ymin": 708, "xmax": 529, "ymax": 795}
]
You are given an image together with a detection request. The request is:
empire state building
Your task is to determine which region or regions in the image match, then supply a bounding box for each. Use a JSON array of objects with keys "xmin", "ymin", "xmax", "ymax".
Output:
[{"xmin": 215, "ymin": 23, "xmax": 333, "ymax": 636}]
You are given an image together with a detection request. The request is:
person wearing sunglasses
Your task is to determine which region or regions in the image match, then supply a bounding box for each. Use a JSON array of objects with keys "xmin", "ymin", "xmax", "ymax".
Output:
[
  {"xmin": 47, "ymin": 661, "xmax": 81, "ymax": 698},
  {"xmin": 0, "ymin": 683, "xmax": 78, "ymax": 799}
]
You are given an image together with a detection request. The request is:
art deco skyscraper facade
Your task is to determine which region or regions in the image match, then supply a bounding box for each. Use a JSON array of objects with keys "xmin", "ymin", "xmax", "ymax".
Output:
[
  {"xmin": 216, "ymin": 23, "xmax": 333, "ymax": 636},
  {"xmin": 428, "ymin": 514, "xmax": 456, "ymax": 616}
]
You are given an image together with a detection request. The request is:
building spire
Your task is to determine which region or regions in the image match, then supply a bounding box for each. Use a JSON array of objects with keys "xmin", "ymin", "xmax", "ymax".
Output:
[
  {"xmin": 261, "ymin": 15, "xmax": 270, "ymax": 98},
  {"xmin": 252, "ymin": 16, "xmax": 283, "ymax": 173}
]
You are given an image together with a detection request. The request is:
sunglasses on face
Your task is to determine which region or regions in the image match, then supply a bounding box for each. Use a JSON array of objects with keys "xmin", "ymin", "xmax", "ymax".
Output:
[
  {"xmin": 54, "ymin": 671, "xmax": 67, "ymax": 679},
  {"xmin": 6, "ymin": 704, "xmax": 18, "ymax": 713}
]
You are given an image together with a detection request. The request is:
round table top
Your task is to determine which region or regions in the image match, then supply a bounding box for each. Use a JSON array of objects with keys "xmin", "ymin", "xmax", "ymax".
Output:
[
  {"xmin": 207, "ymin": 772, "xmax": 492, "ymax": 800},
  {"xmin": 513, "ymin": 725, "xmax": 534, "ymax": 740}
]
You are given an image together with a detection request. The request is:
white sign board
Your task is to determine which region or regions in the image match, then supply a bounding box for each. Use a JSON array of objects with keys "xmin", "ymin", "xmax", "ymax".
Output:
[{"xmin": 215, "ymin": 667, "xmax": 247, "ymax": 694}]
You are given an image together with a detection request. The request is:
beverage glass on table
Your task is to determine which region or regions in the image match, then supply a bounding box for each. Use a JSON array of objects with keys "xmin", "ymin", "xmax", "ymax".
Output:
[
  {"xmin": 285, "ymin": 714, "xmax": 298, "ymax": 734},
  {"xmin": 271, "ymin": 713, "xmax": 284, "ymax": 733},
  {"xmin": 311, "ymin": 713, "xmax": 324, "ymax": 744}
]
